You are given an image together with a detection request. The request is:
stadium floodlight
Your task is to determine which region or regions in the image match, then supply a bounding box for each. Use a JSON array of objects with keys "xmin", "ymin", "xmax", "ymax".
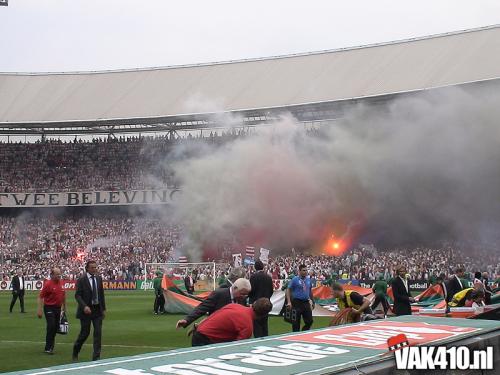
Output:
[{"xmin": 145, "ymin": 262, "xmax": 217, "ymax": 291}]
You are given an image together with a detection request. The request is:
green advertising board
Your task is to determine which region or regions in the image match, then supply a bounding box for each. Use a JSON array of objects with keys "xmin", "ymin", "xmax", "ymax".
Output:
[{"xmin": 6, "ymin": 316, "xmax": 499, "ymax": 375}]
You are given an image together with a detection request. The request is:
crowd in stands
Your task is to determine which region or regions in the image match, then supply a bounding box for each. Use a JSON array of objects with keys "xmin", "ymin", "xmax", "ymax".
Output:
[
  {"xmin": 0, "ymin": 130, "xmax": 250, "ymax": 193},
  {"xmin": 1, "ymin": 211, "xmax": 499, "ymax": 284},
  {"xmin": 265, "ymin": 245, "xmax": 500, "ymax": 284},
  {"xmin": 0, "ymin": 215, "xmax": 180, "ymax": 281}
]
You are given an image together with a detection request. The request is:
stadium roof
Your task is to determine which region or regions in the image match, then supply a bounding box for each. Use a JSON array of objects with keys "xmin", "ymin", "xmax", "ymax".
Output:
[{"xmin": 0, "ymin": 25, "xmax": 499, "ymax": 135}]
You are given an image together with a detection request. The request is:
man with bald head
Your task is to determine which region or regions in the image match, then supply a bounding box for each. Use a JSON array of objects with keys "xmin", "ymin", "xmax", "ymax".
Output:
[
  {"xmin": 177, "ymin": 278, "xmax": 251, "ymax": 329},
  {"xmin": 37, "ymin": 267, "xmax": 66, "ymax": 354}
]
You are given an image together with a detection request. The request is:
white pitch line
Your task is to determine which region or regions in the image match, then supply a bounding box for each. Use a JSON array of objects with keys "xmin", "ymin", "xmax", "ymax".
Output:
[
  {"xmin": 0, "ymin": 340, "xmax": 169, "ymax": 350},
  {"xmin": 13, "ymin": 333, "xmax": 311, "ymax": 375},
  {"xmin": 296, "ymin": 353, "xmax": 383, "ymax": 375}
]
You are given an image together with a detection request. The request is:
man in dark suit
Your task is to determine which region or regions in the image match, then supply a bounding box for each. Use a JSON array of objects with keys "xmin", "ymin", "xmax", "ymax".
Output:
[
  {"xmin": 249, "ymin": 260, "xmax": 274, "ymax": 337},
  {"xmin": 436, "ymin": 273, "xmax": 449, "ymax": 300},
  {"xmin": 176, "ymin": 278, "xmax": 251, "ymax": 329},
  {"xmin": 391, "ymin": 265, "xmax": 414, "ymax": 316},
  {"xmin": 445, "ymin": 267, "xmax": 465, "ymax": 304},
  {"xmin": 482, "ymin": 272, "xmax": 493, "ymax": 305},
  {"xmin": 10, "ymin": 269, "xmax": 25, "ymax": 313},
  {"xmin": 72, "ymin": 260, "xmax": 106, "ymax": 361},
  {"xmin": 184, "ymin": 272, "xmax": 195, "ymax": 295}
]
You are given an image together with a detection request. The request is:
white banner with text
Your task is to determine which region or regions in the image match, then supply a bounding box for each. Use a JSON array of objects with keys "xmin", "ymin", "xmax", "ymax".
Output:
[{"xmin": 0, "ymin": 189, "xmax": 180, "ymax": 207}]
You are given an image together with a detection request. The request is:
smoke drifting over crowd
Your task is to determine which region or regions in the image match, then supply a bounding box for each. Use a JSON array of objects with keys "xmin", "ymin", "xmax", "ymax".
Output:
[{"xmin": 171, "ymin": 84, "xmax": 500, "ymax": 259}]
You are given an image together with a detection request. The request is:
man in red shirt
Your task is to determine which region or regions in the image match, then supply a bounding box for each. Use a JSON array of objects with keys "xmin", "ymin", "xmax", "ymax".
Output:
[
  {"xmin": 37, "ymin": 267, "xmax": 66, "ymax": 354},
  {"xmin": 192, "ymin": 297, "xmax": 272, "ymax": 346}
]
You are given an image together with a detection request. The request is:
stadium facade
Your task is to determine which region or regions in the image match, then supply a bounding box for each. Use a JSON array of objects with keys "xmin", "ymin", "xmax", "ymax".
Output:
[{"xmin": 0, "ymin": 25, "xmax": 499, "ymax": 138}]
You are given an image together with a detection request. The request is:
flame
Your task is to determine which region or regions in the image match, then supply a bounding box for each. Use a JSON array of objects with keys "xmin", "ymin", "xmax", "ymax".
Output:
[
  {"xmin": 76, "ymin": 250, "xmax": 85, "ymax": 260},
  {"xmin": 325, "ymin": 235, "xmax": 345, "ymax": 256}
]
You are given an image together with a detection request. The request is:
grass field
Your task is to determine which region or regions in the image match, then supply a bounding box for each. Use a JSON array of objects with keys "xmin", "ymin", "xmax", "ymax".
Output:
[{"xmin": 0, "ymin": 291, "xmax": 332, "ymax": 373}]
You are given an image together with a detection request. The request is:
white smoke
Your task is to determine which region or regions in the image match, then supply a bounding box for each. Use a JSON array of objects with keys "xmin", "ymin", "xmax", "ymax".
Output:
[{"xmin": 169, "ymin": 83, "xmax": 500, "ymax": 258}]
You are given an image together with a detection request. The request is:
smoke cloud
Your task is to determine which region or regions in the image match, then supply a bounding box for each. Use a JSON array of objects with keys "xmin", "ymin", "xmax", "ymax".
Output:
[{"xmin": 170, "ymin": 83, "xmax": 500, "ymax": 259}]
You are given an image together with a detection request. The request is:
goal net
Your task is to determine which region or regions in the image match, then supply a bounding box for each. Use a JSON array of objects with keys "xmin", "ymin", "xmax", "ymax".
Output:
[{"xmin": 144, "ymin": 262, "xmax": 217, "ymax": 293}]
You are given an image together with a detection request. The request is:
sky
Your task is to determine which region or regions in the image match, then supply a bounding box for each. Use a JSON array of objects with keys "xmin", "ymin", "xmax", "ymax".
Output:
[{"xmin": 0, "ymin": 0, "xmax": 499, "ymax": 73}]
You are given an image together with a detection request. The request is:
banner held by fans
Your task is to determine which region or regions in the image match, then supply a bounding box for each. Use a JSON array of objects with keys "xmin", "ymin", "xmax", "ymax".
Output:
[
  {"xmin": 232, "ymin": 253, "xmax": 242, "ymax": 267},
  {"xmin": 260, "ymin": 248, "xmax": 270, "ymax": 264},
  {"xmin": 245, "ymin": 246, "xmax": 255, "ymax": 258}
]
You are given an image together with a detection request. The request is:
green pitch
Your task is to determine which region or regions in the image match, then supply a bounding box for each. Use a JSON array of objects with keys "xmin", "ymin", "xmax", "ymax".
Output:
[{"xmin": 0, "ymin": 291, "xmax": 332, "ymax": 373}]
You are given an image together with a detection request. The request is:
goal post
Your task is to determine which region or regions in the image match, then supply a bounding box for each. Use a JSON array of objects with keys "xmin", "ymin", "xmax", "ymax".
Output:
[{"xmin": 144, "ymin": 262, "xmax": 217, "ymax": 292}]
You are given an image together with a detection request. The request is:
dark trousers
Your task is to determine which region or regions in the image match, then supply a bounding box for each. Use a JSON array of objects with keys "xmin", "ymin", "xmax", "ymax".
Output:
[
  {"xmin": 253, "ymin": 316, "xmax": 269, "ymax": 338},
  {"xmin": 44, "ymin": 305, "xmax": 61, "ymax": 351},
  {"xmin": 73, "ymin": 307, "xmax": 103, "ymax": 360},
  {"xmin": 292, "ymin": 299, "xmax": 313, "ymax": 332},
  {"xmin": 191, "ymin": 330, "xmax": 212, "ymax": 347},
  {"xmin": 10, "ymin": 291, "xmax": 25, "ymax": 312},
  {"xmin": 371, "ymin": 294, "xmax": 390, "ymax": 315},
  {"xmin": 154, "ymin": 294, "xmax": 165, "ymax": 314}
]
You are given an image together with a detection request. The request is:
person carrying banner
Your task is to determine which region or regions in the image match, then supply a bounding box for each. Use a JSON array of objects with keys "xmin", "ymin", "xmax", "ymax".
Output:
[
  {"xmin": 448, "ymin": 286, "xmax": 482, "ymax": 307},
  {"xmin": 286, "ymin": 264, "xmax": 314, "ymax": 332},
  {"xmin": 467, "ymin": 290, "xmax": 486, "ymax": 309},
  {"xmin": 482, "ymin": 272, "xmax": 493, "ymax": 305},
  {"xmin": 332, "ymin": 283, "xmax": 374, "ymax": 320},
  {"xmin": 370, "ymin": 274, "xmax": 390, "ymax": 317},
  {"xmin": 445, "ymin": 267, "xmax": 465, "ymax": 305},
  {"xmin": 37, "ymin": 267, "xmax": 66, "ymax": 354},
  {"xmin": 184, "ymin": 271, "xmax": 195, "ymax": 295},
  {"xmin": 153, "ymin": 271, "xmax": 165, "ymax": 315}
]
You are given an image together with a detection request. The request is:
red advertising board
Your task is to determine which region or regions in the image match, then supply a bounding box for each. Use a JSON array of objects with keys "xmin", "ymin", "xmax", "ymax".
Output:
[{"xmin": 280, "ymin": 320, "xmax": 478, "ymax": 349}]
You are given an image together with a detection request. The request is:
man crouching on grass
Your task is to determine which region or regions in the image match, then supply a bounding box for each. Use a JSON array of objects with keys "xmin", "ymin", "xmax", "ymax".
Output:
[{"xmin": 191, "ymin": 297, "xmax": 273, "ymax": 346}]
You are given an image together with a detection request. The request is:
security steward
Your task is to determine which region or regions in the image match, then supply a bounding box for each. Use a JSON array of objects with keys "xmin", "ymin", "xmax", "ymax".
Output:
[{"xmin": 331, "ymin": 282, "xmax": 373, "ymax": 320}]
